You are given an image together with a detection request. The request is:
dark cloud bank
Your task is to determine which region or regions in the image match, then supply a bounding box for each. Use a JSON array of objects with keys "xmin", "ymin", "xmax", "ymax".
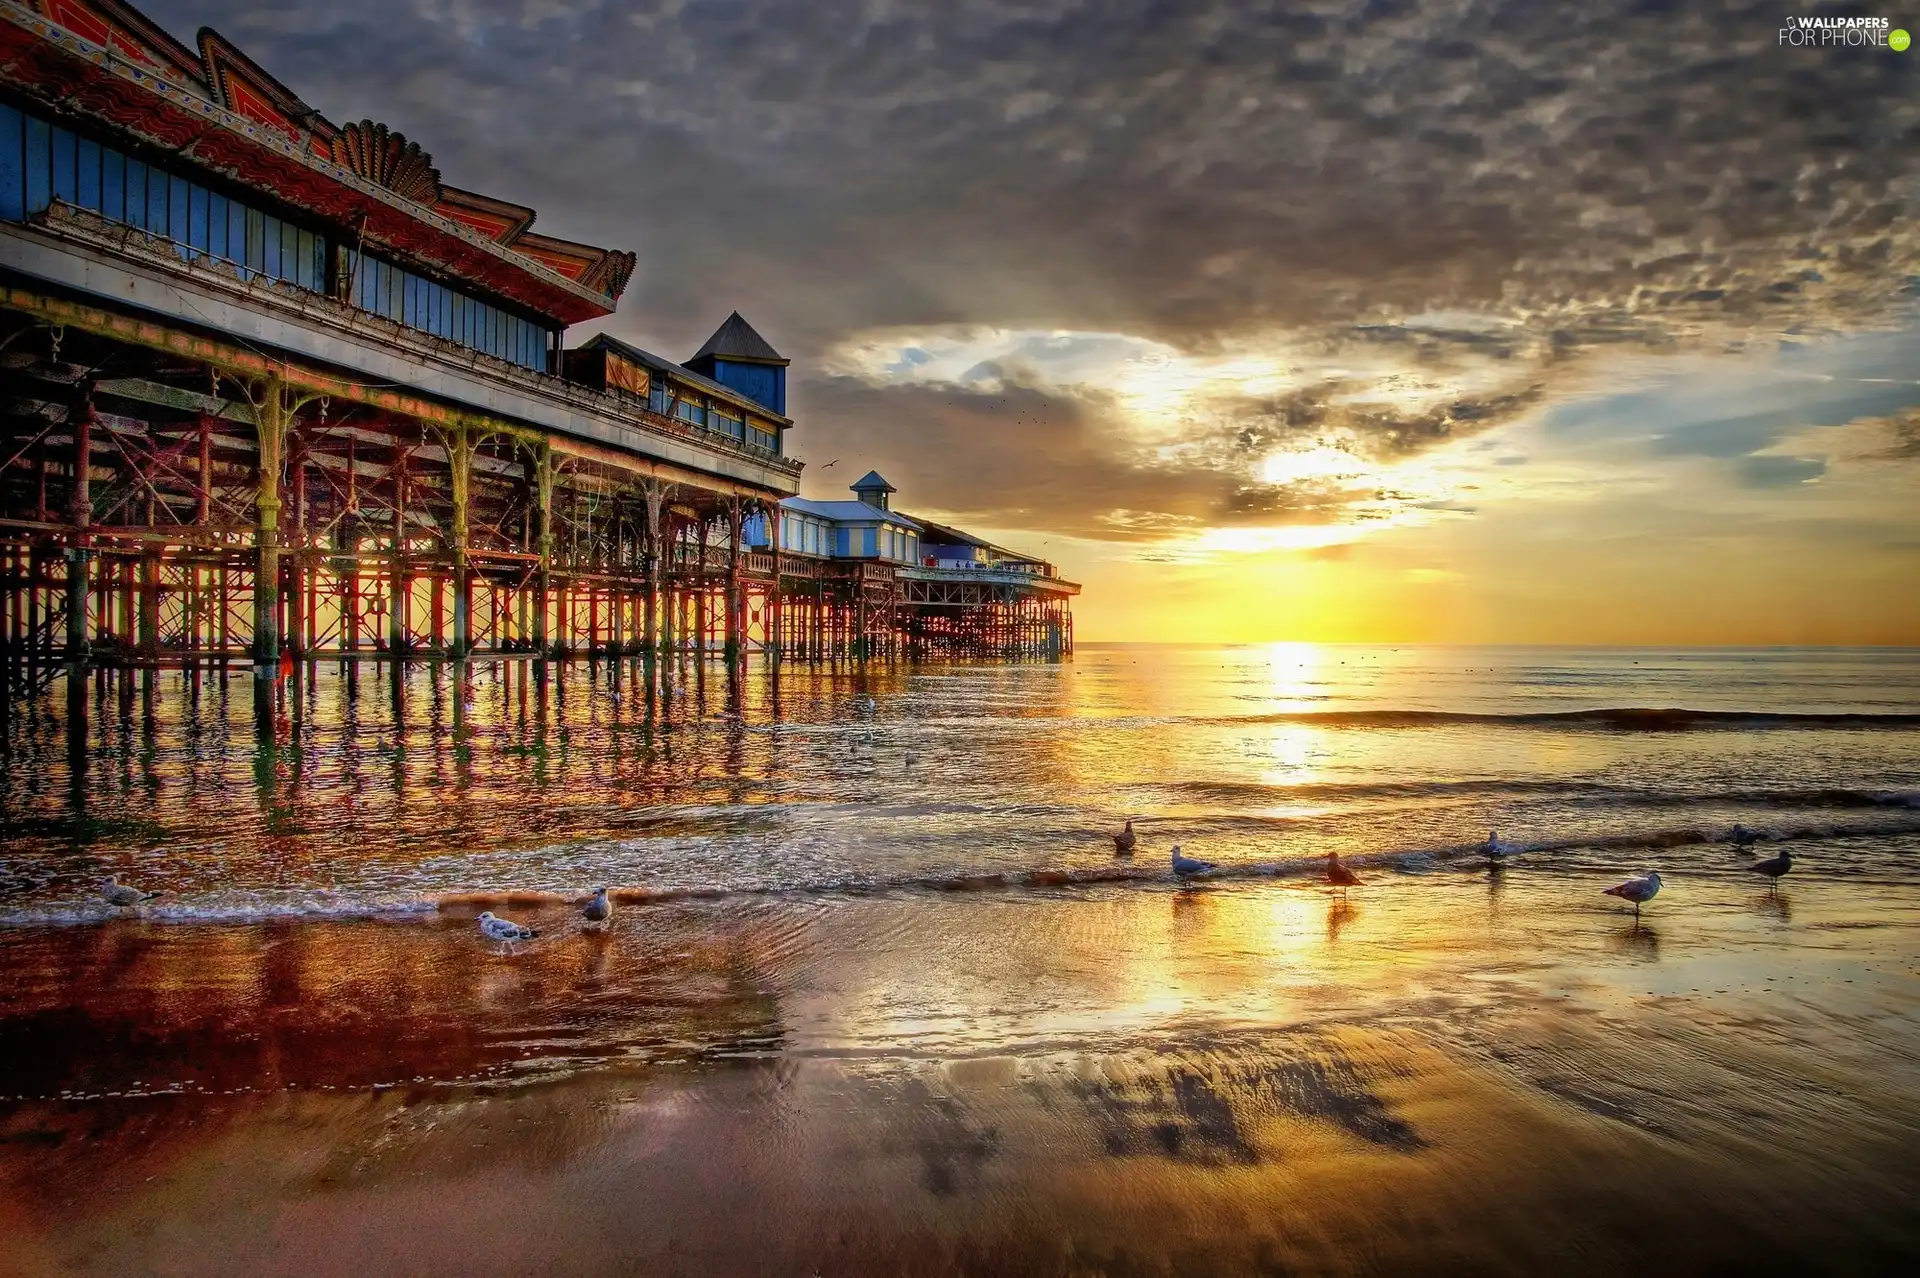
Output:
[{"xmin": 146, "ymin": 0, "xmax": 1920, "ymax": 538}]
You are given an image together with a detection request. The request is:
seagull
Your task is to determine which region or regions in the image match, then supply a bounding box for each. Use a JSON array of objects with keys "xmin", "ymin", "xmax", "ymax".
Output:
[
  {"xmin": 582, "ymin": 888, "xmax": 612, "ymax": 926},
  {"xmin": 1483, "ymin": 829, "xmax": 1515, "ymax": 862},
  {"xmin": 1324, "ymin": 852, "xmax": 1362, "ymax": 894},
  {"xmin": 100, "ymin": 876, "xmax": 161, "ymax": 910},
  {"xmin": 478, "ymin": 910, "xmax": 537, "ymax": 952},
  {"xmin": 1113, "ymin": 819, "xmax": 1136, "ymax": 856},
  {"xmin": 1602, "ymin": 870, "xmax": 1663, "ymax": 917},
  {"xmin": 1729, "ymin": 824, "xmax": 1759, "ymax": 853},
  {"xmin": 1747, "ymin": 849, "xmax": 1793, "ymax": 892},
  {"xmin": 1170, "ymin": 846, "xmax": 1216, "ymax": 879}
]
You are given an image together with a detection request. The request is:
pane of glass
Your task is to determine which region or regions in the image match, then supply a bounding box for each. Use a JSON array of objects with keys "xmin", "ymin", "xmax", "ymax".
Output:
[
  {"xmin": 168, "ymin": 174, "xmax": 189, "ymax": 241},
  {"xmin": 0, "ymin": 104, "xmax": 22, "ymax": 221},
  {"xmin": 280, "ymin": 220, "xmax": 298, "ymax": 283},
  {"xmin": 188, "ymin": 184, "xmax": 209, "ymax": 253},
  {"xmin": 207, "ymin": 192, "xmax": 228, "ymax": 258},
  {"xmin": 262, "ymin": 213, "xmax": 281, "ymax": 278},
  {"xmin": 229, "ymin": 200, "xmax": 247, "ymax": 269},
  {"xmin": 50, "ymin": 125, "xmax": 76, "ymax": 205},
  {"xmin": 386, "ymin": 263, "xmax": 402, "ymax": 319},
  {"xmin": 121, "ymin": 156, "xmax": 145, "ymax": 229},
  {"xmin": 24, "ymin": 116, "xmax": 51, "ymax": 216},
  {"xmin": 246, "ymin": 206, "xmax": 266, "ymax": 271},
  {"xmin": 358, "ymin": 254, "xmax": 376, "ymax": 311},
  {"xmin": 147, "ymin": 167, "xmax": 169, "ymax": 235},
  {"xmin": 76, "ymin": 137, "xmax": 101, "ymax": 213},
  {"xmin": 99, "ymin": 146, "xmax": 123, "ymax": 223}
]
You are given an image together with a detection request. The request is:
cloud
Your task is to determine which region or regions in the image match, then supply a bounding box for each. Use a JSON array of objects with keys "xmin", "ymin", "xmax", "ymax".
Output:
[{"xmin": 1733, "ymin": 455, "xmax": 1826, "ymax": 487}]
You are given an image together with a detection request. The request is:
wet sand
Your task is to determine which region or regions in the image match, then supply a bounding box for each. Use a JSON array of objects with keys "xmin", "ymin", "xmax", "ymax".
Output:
[{"xmin": 4, "ymin": 871, "xmax": 1918, "ymax": 1276}]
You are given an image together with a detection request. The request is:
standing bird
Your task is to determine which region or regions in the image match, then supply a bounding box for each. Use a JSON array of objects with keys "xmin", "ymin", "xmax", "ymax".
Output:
[
  {"xmin": 1483, "ymin": 829, "xmax": 1514, "ymax": 867},
  {"xmin": 1602, "ymin": 870, "xmax": 1663, "ymax": 917},
  {"xmin": 1324, "ymin": 852, "xmax": 1362, "ymax": 894},
  {"xmin": 100, "ymin": 876, "xmax": 161, "ymax": 911},
  {"xmin": 478, "ymin": 910, "xmax": 537, "ymax": 953},
  {"xmin": 1747, "ymin": 849, "xmax": 1793, "ymax": 892},
  {"xmin": 1729, "ymin": 824, "xmax": 1759, "ymax": 854},
  {"xmin": 1170, "ymin": 846, "xmax": 1216, "ymax": 880},
  {"xmin": 1113, "ymin": 819, "xmax": 1136, "ymax": 857},
  {"xmin": 582, "ymin": 887, "xmax": 612, "ymax": 926}
]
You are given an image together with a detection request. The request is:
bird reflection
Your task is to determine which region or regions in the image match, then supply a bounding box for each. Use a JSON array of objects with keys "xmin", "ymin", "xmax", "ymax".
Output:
[
  {"xmin": 1608, "ymin": 921, "xmax": 1661, "ymax": 961},
  {"xmin": 1326, "ymin": 897, "xmax": 1356, "ymax": 943},
  {"xmin": 1750, "ymin": 891, "xmax": 1792, "ymax": 923}
]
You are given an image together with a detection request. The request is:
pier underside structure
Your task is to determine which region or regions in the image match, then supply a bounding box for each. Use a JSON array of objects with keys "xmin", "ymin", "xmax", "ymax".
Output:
[{"xmin": 0, "ymin": 310, "xmax": 1071, "ymax": 696}]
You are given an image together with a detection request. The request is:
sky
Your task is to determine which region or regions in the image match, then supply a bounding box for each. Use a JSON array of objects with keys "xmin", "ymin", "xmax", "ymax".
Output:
[{"xmin": 144, "ymin": 0, "xmax": 1920, "ymax": 644}]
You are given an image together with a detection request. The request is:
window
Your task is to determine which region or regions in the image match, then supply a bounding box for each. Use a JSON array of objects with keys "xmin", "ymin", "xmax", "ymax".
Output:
[{"xmin": 0, "ymin": 106, "xmax": 555, "ymax": 368}]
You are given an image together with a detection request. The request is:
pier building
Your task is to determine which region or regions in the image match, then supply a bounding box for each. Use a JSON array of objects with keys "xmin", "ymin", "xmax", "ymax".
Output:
[{"xmin": 0, "ymin": 0, "xmax": 1074, "ymax": 724}]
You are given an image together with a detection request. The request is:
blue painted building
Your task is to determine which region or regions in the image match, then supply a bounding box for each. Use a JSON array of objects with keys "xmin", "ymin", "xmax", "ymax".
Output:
[{"xmin": 685, "ymin": 310, "xmax": 789, "ymax": 417}]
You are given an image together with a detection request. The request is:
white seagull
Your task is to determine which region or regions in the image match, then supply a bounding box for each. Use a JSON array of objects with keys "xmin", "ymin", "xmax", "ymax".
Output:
[
  {"xmin": 478, "ymin": 910, "xmax": 538, "ymax": 952},
  {"xmin": 1170, "ymin": 846, "xmax": 1216, "ymax": 879},
  {"xmin": 100, "ymin": 876, "xmax": 162, "ymax": 911},
  {"xmin": 1602, "ymin": 870, "xmax": 1663, "ymax": 917},
  {"xmin": 581, "ymin": 888, "xmax": 612, "ymax": 925},
  {"xmin": 1483, "ymin": 829, "xmax": 1516, "ymax": 861}
]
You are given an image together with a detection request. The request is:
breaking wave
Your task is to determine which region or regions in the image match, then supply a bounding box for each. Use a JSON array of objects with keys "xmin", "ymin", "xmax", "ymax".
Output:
[
  {"xmin": 1210, "ymin": 708, "xmax": 1920, "ymax": 731},
  {"xmin": 5, "ymin": 817, "xmax": 1916, "ymax": 928}
]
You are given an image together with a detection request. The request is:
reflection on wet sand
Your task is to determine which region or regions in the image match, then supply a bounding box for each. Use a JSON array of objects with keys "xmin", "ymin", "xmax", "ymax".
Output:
[
  {"xmin": 2, "ymin": 875, "xmax": 1918, "ymax": 1275},
  {"xmin": 1608, "ymin": 921, "xmax": 1661, "ymax": 961},
  {"xmin": 1325, "ymin": 897, "xmax": 1357, "ymax": 943}
]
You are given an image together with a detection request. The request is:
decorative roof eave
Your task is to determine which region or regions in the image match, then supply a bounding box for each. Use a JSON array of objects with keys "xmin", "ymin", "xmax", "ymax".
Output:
[{"xmin": 0, "ymin": 0, "xmax": 623, "ymax": 324}]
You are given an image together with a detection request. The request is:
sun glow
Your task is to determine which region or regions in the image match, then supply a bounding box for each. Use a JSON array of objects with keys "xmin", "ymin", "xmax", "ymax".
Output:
[{"xmin": 1259, "ymin": 446, "xmax": 1371, "ymax": 487}]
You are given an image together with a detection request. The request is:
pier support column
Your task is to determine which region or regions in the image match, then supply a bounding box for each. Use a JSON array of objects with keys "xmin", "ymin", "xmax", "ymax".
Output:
[
  {"xmin": 65, "ymin": 385, "xmax": 92, "ymax": 669},
  {"xmin": 642, "ymin": 483, "xmax": 664, "ymax": 688},
  {"xmin": 449, "ymin": 428, "xmax": 473, "ymax": 660},
  {"xmin": 724, "ymin": 497, "xmax": 743, "ymax": 668},
  {"xmin": 767, "ymin": 505, "xmax": 783, "ymax": 671},
  {"xmin": 251, "ymin": 378, "xmax": 289, "ymax": 728},
  {"xmin": 533, "ymin": 448, "xmax": 553, "ymax": 662},
  {"xmin": 389, "ymin": 445, "xmax": 409, "ymax": 659}
]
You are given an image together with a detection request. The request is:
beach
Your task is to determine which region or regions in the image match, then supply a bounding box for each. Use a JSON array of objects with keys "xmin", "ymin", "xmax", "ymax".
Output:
[{"xmin": 2, "ymin": 645, "xmax": 1919, "ymax": 1274}]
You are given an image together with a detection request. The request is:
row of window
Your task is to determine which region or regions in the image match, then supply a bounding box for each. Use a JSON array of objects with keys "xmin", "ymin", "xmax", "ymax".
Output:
[
  {"xmin": 1, "ymin": 103, "xmax": 325, "ymax": 291},
  {"xmin": 776, "ymin": 516, "xmax": 919, "ymax": 562},
  {"xmin": 649, "ymin": 381, "xmax": 782, "ymax": 454},
  {"xmin": 347, "ymin": 250, "xmax": 549, "ymax": 371},
  {"xmin": 1, "ymin": 104, "xmax": 552, "ymax": 371},
  {"xmin": 781, "ymin": 516, "xmax": 830, "ymax": 557}
]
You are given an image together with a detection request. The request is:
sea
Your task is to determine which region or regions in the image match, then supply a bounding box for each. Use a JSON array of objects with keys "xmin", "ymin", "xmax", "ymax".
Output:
[{"xmin": 2, "ymin": 644, "xmax": 1916, "ymax": 922}]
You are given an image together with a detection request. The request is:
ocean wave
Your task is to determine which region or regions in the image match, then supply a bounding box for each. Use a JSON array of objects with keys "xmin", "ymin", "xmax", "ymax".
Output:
[
  {"xmin": 1209, "ymin": 708, "xmax": 1920, "ymax": 731},
  {"xmin": 5, "ymin": 817, "xmax": 1916, "ymax": 927},
  {"xmin": 1149, "ymin": 779, "xmax": 1920, "ymax": 810}
]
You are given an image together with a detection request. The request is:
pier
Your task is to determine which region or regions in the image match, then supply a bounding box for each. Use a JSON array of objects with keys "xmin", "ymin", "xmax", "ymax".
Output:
[{"xmin": 0, "ymin": 0, "xmax": 1075, "ymax": 734}]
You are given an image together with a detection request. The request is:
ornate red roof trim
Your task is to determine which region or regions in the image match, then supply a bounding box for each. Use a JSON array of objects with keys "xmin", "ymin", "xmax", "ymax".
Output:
[
  {"xmin": 30, "ymin": 0, "xmax": 204, "ymax": 90},
  {"xmin": 197, "ymin": 26, "xmax": 334, "ymax": 149},
  {"xmin": 0, "ymin": 0, "xmax": 632, "ymax": 321},
  {"xmin": 433, "ymin": 185, "xmax": 536, "ymax": 246}
]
